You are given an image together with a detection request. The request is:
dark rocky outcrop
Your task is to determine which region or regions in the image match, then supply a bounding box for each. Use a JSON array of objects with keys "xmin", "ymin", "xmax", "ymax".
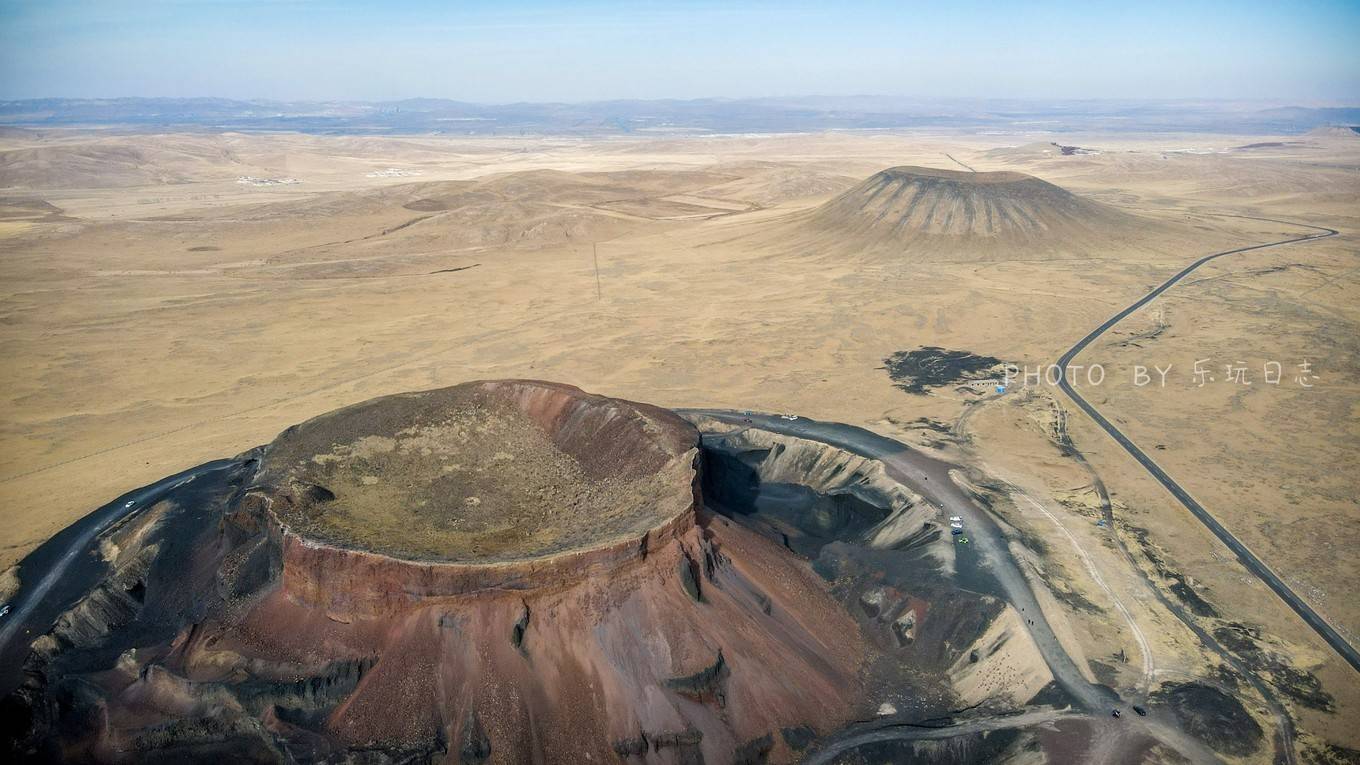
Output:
[
  {"xmin": 679, "ymin": 549, "xmax": 704, "ymax": 602},
  {"xmin": 665, "ymin": 650, "xmax": 729, "ymax": 707},
  {"xmin": 735, "ymin": 733, "xmax": 775, "ymax": 765},
  {"xmin": 510, "ymin": 601, "xmax": 530, "ymax": 651},
  {"xmin": 458, "ymin": 711, "xmax": 491, "ymax": 764}
]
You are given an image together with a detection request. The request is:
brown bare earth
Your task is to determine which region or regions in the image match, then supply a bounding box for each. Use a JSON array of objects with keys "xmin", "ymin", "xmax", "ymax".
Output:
[{"xmin": 1, "ymin": 127, "xmax": 1358, "ymax": 759}]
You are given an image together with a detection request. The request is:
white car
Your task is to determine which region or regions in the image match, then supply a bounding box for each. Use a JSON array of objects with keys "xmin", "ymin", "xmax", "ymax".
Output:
[
  {"xmin": 948, "ymin": 516, "xmax": 962, "ymax": 522},
  {"xmin": 949, "ymin": 521, "xmax": 964, "ymax": 529},
  {"xmin": 124, "ymin": 500, "xmax": 136, "ymax": 509},
  {"xmin": 779, "ymin": 414, "xmax": 800, "ymax": 421},
  {"xmin": 0, "ymin": 604, "xmax": 10, "ymax": 618}
]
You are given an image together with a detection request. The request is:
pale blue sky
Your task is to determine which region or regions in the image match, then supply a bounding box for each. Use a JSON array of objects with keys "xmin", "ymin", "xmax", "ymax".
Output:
[{"xmin": 1, "ymin": 0, "xmax": 1357, "ymax": 102}]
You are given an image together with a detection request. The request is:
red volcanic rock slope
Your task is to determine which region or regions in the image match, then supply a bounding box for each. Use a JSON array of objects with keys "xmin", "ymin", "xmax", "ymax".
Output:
[{"xmin": 9, "ymin": 381, "xmax": 871, "ymax": 764}]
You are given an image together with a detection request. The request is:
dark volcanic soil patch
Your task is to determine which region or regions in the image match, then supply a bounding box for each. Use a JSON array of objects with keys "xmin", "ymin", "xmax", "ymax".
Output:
[
  {"xmin": 700, "ymin": 446, "xmax": 892, "ymax": 558},
  {"xmin": 694, "ymin": 423, "xmax": 1039, "ymax": 725},
  {"xmin": 1304, "ymin": 742, "xmax": 1360, "ymax": 765},
  {"xmin": 882, "ymin": 347, "xmax": 1007, "ymax": 395},
  {"xmin": 1088, "ymin": 660, "xmax": 1119, "ymax": 688},
  {"xmin": 831, "ymin": 728, "xmax": 1026, "ymax": 764},
  {"xmin": 1126, "ymin": 525, "xmax": 1220, "ymax": 618},
  {"xmin": 1051, "ymin": 142, "xmax": 1098, "ymax": 156},
  {"xmin": 1210, "ymin": 622, "xmax": 1334, "ymax": 711},
  {"xmin": 1151, "ymin": 681, "xmax": 1262, "ymax": 757}
]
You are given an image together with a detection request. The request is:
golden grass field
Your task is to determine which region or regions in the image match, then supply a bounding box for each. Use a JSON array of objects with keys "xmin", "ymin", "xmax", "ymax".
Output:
[{"xmin": 2, "ymin": 127, "xmax": 1357, "ymax": 754}]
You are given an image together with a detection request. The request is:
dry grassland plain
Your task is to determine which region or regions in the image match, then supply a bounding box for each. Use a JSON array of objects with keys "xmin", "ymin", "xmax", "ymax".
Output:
[{"xmin": 2, "ymin": 128, "xmax": 1357, "ymax": 752}]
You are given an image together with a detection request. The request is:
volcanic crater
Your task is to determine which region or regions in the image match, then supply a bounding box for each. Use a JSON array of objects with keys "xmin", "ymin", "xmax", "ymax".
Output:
[
  {"xmin": 778, "ymin": 164, "xmax": 1165, "ymax": 261},
  {"xmin": 258, "ymin": 380, "xmax": 696, "ymax": 563},
  {"xmin": 6, "ymin": 381, "xmax": 904, "ymax": 764},
  {"xmin": 251, "ymin": 380, "xmax": 705, "ymax": 614},
  {"xmin": 2, "ymin": 380, "xmax": 1075, "ymax": 764}
]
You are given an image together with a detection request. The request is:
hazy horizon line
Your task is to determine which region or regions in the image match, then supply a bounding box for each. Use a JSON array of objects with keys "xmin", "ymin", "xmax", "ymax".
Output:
[{"xmin": 4, "ymin": 94, "xmax": 1358, "ymax": 108}]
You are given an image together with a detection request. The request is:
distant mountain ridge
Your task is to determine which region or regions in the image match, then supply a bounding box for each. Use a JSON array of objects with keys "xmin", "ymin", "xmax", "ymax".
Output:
[{"xmin": 2, "ymin": 97, "xmax": 1357, "ymax": 136}]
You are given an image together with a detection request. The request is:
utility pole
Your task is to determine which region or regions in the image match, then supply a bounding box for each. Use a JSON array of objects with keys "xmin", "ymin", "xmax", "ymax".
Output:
[{"xmin": 592, "ymin": 243, "xmax": 602, "ymax": 300}]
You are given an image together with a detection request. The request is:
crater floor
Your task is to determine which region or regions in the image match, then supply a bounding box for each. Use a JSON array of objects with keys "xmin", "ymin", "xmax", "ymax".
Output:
[{"xmin": 259, "ymin": 380, "xmax": 695, "ymax": 562}]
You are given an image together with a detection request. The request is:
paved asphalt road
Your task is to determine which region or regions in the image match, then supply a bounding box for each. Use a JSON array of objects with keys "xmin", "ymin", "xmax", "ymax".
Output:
[
  {"xmin": 682, "ymin": 410, "xmax": 1226, "ymax": 764},
  {"xmin": 682, "ymin": 408, "xmax": 1115, "ymax": 713},
  {"xmin": 801, "ymin": 708, "xmax": 1078, "ymax": 765},
  {"xmin": 0, "ymin": 458, "xmax": 241, "ymax": 695},
  {"xmin": 1053, "ymin": 218, "xmax": 1360, "ymax": 675}
]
